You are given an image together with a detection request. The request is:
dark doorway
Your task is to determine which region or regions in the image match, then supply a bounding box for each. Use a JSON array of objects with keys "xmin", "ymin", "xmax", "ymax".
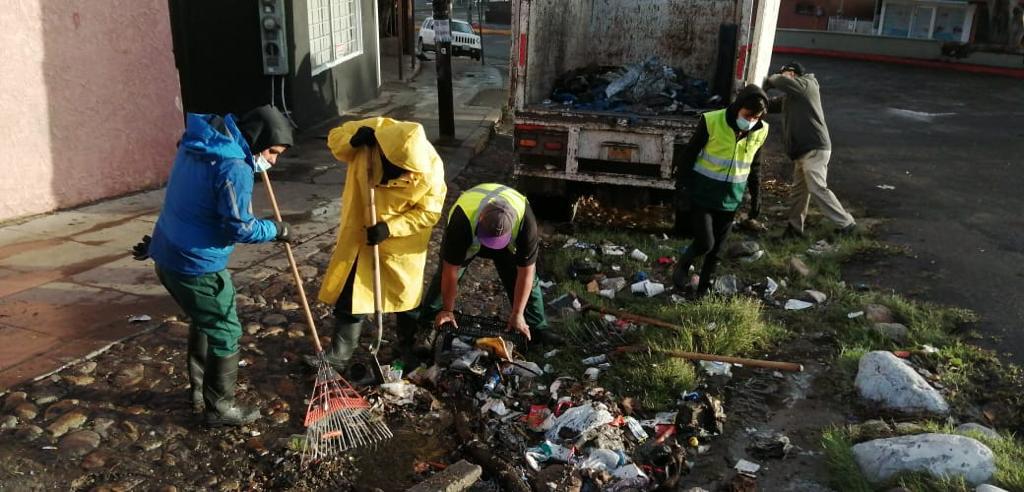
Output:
[{"xmin": 167, "ymin": 0, "xmax": 272, "ymax": 116}]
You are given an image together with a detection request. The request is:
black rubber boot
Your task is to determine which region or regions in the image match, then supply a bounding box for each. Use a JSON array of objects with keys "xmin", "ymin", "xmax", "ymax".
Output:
[
  {"xmin": 531, "ymin": 329, "xmax": 564, "ymax": 346},
  {"xmin": 203, "ymin": 351, "xmax": 259, "ymax": 427},
  {"xmin": 187, "ymin": 326, "xmax": 208, "ymax": 414},
  {"xmin": 303, "ymin": 320, "xmax": 362, "ymax": 372},
  {"xmin": 672, "ymin": 252, "xmax": 695, "ymax": 291}
]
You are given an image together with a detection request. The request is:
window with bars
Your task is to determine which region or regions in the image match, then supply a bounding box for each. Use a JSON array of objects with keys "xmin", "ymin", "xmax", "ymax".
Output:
[{"xmin": 309, "ymin": 0, "xmax": 363, "ymax": 75}]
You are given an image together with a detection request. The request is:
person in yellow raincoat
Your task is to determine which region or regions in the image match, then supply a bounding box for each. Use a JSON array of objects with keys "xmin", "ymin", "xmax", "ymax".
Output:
[{"xmin": 305, "ymin": 117, "xmax": 446, "ymax": 371}]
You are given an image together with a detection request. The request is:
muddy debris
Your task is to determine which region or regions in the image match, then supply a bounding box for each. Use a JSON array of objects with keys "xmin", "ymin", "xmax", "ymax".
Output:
[
  {"xmin": 47, "ymin": 410, "xmax": 88, "ymax": 437},
  {"xmin": 114, "ymin": 363, "xmax": 146, "ymax": 387},
  {"xmin": 81, "ymin": 449, "xmax": 113, "ymax": 470},
  {"xmin": 13, "ymin": 402, "xmax": 38, "ymax": 421},
  {"xmin": 60, "ymin": 429, "xmax": 102, "ymax": 457},
  {"xmin": 746, "ymin": 430, "xmax": 793, "ymax": 459}
]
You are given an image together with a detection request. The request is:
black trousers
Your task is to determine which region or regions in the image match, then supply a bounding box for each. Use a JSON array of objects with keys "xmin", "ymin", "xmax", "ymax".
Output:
[{"xmin": 680, "ymin": 204, "xmax": 736, "ymax": 292}]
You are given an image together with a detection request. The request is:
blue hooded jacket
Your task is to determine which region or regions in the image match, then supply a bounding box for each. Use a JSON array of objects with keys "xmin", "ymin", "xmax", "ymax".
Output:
[{"xmin": 150, "ymin": 113, "xmax": 278, "ymax": 275}]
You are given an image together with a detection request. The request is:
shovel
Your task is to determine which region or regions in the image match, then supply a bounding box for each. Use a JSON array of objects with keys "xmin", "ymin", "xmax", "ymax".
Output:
[{"xmin": 347, "ymin": 151, "xmax": 387, "ymax": 387}]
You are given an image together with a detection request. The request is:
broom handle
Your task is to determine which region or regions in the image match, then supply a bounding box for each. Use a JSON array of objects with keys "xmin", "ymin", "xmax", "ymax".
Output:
[
  {"xmin": 614, "ymin": 345, "xmax": 804, "ymax": 372},
  {"xmin": 368, "ymin": 174, "xmax": 384, "ymax": 356},
  {"xmin": 584, "ymin": 304, "xmax": 685, "ymax": 331},
  {"xmin": 260, "ymin": 171, "xmax": 323, "ymax": 353}
]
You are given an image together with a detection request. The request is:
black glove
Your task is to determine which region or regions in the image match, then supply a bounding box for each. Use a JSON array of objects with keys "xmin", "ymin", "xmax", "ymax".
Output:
[
  {"xmin": 273, "ymin": 221, "xmax": 292, "ymax": 243},
  {"xmin": 350, "ymin": 126, "xmax": 377, "ymax": 148},
  {"xmin": 366, "ymin": 222, "xmax": 390, "ymax": 245},
  {"xmin": 131, "ymin": 235, "xmax": 151, "ymax": 261}
]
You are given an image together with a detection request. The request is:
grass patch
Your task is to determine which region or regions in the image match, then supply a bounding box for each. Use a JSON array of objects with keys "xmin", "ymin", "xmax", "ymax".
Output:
[{"xmin": 821, "ymin": 426, "xmax": 873, "ymax": 492}]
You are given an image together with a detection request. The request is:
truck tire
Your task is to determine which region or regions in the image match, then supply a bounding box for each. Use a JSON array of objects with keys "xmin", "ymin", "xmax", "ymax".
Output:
[{"xmin": 526, "ymin": 193, "xmax": 579, "ymax": 223}]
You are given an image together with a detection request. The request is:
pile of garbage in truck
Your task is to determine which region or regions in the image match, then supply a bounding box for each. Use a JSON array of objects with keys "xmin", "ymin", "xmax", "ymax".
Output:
[{"xmin": 543, "ymin": 57, "xmax": 724, "ymax": 116}]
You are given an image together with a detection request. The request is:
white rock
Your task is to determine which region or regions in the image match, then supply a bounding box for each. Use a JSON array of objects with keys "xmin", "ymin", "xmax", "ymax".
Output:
[
  {"xmin": 957, "ymin": 423, "xmax": 1001, "ymax": 440},
  {"xmin": 975, "ymin": 484, "xmax": 1008, "ymax": 492},
  {"xmin": 855, "ymin": 351, "xmax": 949, "ymax": 414},
  {"xmin": 852, "ymin": 433, "xmax": 996, "ymax": 486}
]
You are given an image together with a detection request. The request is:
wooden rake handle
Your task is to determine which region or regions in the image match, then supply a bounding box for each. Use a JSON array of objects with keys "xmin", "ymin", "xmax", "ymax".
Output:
[
  {"xmin": 367, "ymin": 183, "xmax": 384, "ymax": 356},
  {"xmin": 613, "ymin": 345, "xmax": 804, "ymax": 372},
  {"xmin": 583, "ymin": 303, "xmax": 686, "ymax": 331},
  {"xmin": 260, "ymin": 172, "xmax": 324, "ymax": 353}
]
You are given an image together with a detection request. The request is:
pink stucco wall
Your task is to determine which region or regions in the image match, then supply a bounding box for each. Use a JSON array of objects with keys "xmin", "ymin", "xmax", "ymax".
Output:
[{"xmin": 0, "ymin": 0, "xmax": 182, "ymax": 223}]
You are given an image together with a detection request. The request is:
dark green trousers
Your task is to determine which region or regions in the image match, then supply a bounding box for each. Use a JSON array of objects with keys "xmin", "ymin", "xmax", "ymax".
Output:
[
  {"xmin": 156, "ymin": 267, "xmax": 242, "ymax": 357},
  {"xmin": 399, "ymin": 255, "xmax": 548, "ymax": 331}
]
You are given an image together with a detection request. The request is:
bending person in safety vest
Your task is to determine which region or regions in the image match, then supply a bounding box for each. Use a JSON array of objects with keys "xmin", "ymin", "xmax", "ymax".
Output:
[
  {"xmin": 309, "ymin": 117, "xmax": 447, "ymax": 372},
  {"xmin": 398, "ymin": 183, "xmax": 561, "ymax": 355},
  {"xmin": 671, "ymin": 85, "xmax": 770, "ymax": 297}
]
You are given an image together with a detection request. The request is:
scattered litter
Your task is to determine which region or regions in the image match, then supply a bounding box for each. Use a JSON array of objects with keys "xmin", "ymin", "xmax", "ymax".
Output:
[
  {"xmin": 539, "ymin": 280, "xmax": 555, "ymax": 289},
  {"xmin": 480, "ymin": 399, "xmax": 509, "ymax": 416},
  {"xmin": 543, "ymin": 363, "xmax": 555, "ymax": 373},
  {"xmin": 544, "ymin": 349, "xmax": 560, "ymax": 358},
  {"xmin": 670, "ymin": 294, "xmax": 686, "ymax": 304},
  {"xmin": 611, "ymin": 265, "xmax": 622, "ymax": 272},
  {"xmin": 765, "ymin": 277, "xmax": 779, "ymax": 296},
  {"xmin": 603, "ymin": 244, "xmax": 627, "ymax": 256},
  {"xmin": 599, "ymin": 289, "xmax": 616, "ymax": 299},
  {"xmin": 734, "ymin": 458, "xmax": 761, "ymax": 476},
  {"xmin": 381, "ymin": 382, "xmax": 417, "ymax": 406},
  {"xmin": 921, "ymin": 344, "xmax": 939, "ymax": 354},
  {"xmin": 545, "ymin": 402, "xmax": 615, "ymax": 446},
  {"xmin": 740, "ymin": 250, "xmax": 765, "ymax": 263},
  {"xmin": 772, "ymin": 371, "xmax": 784, "ymax": 379},
  {"xmin": 630, "ymin": 280, "xmax": 665, "ymax": 297},
  {"xmin": 876, "ymin": 184, "xmax": 896, "ymax": 190},
  {"xmin": 848, "ymin": 311, "xmax": 865, "ymax": 319},
  {"xmin": 657, "ymin": 256, "xmax": 674, "ymax": 265},
  {"xmin": 699, "ymin": 361, "xmax": 733, "ymax": 378},
  {"xmin": 584, "ymin": 367, "xmax": 602, "ymax": 381},
  {"xmin": 600, "ymin": 277, "xmax": 628, "ymax": 292},
  {"xmin": 807, "ymin": 240, "xmax": 837, "ymax": 256},
  {"xmin": 747, "ymin": 430, "xmax": 793, "ymax": 459},
  {"xmin": 714, "ymin": 275, "xmax": 739, "ymax": 296},
  {"xmin": 128, "ymin": 314, "xmax": 152, "ymax": 323},
  {"xmin": 581, "ymin": 448, "xmax": 625, "ymax": 470},
  {"xmin": 784, "ymin": 299, "xmax": 815, "ymax": 310},
  {"xmin": 630, "ymin": 248, "xmax": 649, "ymax": 262},
  {"xmin": 582, "ymin": 354, "xmax": 609, "ymax": 366},
  {"xmin": 624, "ymin": 416, "xmax": 649, "ymax": 440}
]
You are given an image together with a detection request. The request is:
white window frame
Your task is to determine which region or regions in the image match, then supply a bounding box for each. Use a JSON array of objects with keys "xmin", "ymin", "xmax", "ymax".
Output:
[{"xmin": 309, "ymin": 0, "xmax": 364, "ymax": 76}]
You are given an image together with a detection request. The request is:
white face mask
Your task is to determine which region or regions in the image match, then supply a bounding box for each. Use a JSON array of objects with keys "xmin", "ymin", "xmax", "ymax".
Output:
[
  {"xmin": 736, "ymin": 117, "xmax": 757, "ymax": 131},
  {"xmin": 254, "ymin": 154, "xmax": 272, "ymax": 173}
]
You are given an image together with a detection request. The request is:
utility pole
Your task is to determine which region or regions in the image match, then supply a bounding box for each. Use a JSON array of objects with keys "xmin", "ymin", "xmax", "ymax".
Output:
[
  {"xmin": 433, "ymin": 0, "xmax": 456, "ymax": 138},
  {"xmin": 397, "ymin": 0, "xmax": 405, "ymax": 81},
  {"xmin": 478, "ymin": 0, "xmax": 485, "ymax": 65}
]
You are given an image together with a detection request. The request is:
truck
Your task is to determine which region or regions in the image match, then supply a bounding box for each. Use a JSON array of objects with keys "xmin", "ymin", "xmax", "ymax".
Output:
[{"xmin": 509, "ymin": 0, "xmax": 781, "ymax": 217}]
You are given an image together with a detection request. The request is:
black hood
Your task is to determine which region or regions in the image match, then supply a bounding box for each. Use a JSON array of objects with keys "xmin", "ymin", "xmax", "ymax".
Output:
[
  {"xmin": 726, "ymin": 85, "xmax": 769, "ymax": 132},
  {"xmin": 237, "ymin": 105, "xmax": 294, "ymax": 153}
]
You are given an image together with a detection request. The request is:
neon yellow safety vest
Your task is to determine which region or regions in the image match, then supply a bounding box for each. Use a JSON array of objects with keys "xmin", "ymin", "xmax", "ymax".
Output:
[
  {"xmin": 449, "ymin": 183, "xmax": 528, "ymax": 260},
  {"xmin": 691, "ymin": 109, "xmax": 769, "ymax": 211}
]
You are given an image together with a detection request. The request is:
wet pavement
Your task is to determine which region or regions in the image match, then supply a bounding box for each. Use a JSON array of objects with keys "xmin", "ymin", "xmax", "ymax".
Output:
[{"xmin": 765, "ymin": 54, "xmax": 1024, "ymax": 364}]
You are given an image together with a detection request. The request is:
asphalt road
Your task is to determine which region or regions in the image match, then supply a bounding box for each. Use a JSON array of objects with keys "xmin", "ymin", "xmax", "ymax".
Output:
[{"xmin": 771, "ymin": 54, "xmax": 1024, "ymax": 363}]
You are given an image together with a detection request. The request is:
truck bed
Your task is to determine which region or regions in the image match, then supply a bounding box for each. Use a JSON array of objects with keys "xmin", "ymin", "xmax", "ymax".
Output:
[{"xmin": 518, "ymin": 104, "xmax": 700, "ymax": 132}]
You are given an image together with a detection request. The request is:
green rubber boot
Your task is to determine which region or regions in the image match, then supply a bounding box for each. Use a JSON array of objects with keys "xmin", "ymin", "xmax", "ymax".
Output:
[
  {"xmin": 203, "ymin": 351, "xmax": 259, "ymax": 427},
  {"xmin": 187, "ymin": 326, "xmax": 208, "ymax": 414},
  {"xmin": 302, "ymin": 320, "xmax": 362, "ymax": 372}
]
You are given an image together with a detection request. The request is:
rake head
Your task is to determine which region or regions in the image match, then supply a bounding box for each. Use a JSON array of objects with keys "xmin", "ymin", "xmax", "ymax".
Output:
[{"xmin": 301, "ymin": 352, "xmax": 393, "ymax": 466}]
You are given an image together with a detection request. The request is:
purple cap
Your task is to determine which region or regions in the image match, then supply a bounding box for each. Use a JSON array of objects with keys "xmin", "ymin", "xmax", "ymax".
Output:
[{"xmin": 477, "ymin": 200, "xmax": 516, "ymax": 250}]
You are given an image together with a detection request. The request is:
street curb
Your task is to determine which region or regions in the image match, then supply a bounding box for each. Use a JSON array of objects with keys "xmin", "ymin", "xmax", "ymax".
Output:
[{"xmin": 774, "ymin": 46, "xmax": 1024, "ymax": 79}]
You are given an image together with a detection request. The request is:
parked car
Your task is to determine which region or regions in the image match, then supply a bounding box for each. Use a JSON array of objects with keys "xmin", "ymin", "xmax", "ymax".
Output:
[{"xmin": 418, "ymin": 17, "xmax": 481, "ymax": 60}]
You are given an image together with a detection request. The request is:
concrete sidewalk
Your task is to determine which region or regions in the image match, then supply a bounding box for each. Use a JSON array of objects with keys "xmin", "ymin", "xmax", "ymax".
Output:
[{"xmin": 0, "ymin": 52, "xmax": 506, "ymax": 393}]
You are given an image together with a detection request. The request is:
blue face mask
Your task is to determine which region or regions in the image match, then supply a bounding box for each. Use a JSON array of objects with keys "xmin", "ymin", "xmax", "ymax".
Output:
[
  {"xmin": 736, "ymin": 117, "xmax": 756, "ymax": 131},
  {"xmin": 254, "ymin": 154, "xmax": 272, "ymax": 173}
]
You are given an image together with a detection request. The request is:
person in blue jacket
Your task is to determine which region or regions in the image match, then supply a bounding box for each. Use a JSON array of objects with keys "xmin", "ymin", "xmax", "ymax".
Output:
[{"xmin": 132, "ymin": 105, "xmax": 293, "ymax": 426}]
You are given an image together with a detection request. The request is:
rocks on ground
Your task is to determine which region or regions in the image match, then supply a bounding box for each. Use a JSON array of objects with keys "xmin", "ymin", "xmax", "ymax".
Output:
[
  {"xmin": 261, "ymin": 313, "xmax": 289, "ymax": 327},
  {"xmin": 59, "ymin": 430, "xmax": 102, "ymax": 457},
  {"xmin": 956, "ymin": 423, "xmax": 1001, "ymax": 440},
  {"xmin": 865, "ymin": 304, "xmax": 895, "ymax": 323},
  {"xmin": 855, "ymin": 351, "xmax": 949, "ymax": 415},
  {"xmin": 851, "ymin": 433, "xmax": 996, "ymax": 486},
  {"xmin": 789, "ymin": 257, "xmax": 811, "ymax": 277},
  {"xmin": 872, "ymin": 323, "xmax": 909, "ymax": 342},
  {"xmin": 114, "ymin": 363, "xmax": 146, "ymax": 387},
  {"xmin": 47, "ymin": 410, "xmax": 89, "ymax": 437}
]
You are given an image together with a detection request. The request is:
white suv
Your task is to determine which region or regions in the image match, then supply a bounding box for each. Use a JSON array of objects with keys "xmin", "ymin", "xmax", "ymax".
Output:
[{"xmin": 418, "ymin": 17, "xmax": 482, "ymax": 60}]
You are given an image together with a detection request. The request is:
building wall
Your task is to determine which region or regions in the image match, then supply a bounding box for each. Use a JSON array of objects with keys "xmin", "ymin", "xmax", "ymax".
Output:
[
  {"xmin": 0, "ymin": 0, "xmax": 182, "ymax": 223},
  {"xmin": 778, "ymin": 0, "xmax": 878, "ymax": 30},
  {"xmin": 288, "ymin": 0, "xmax": 382, "ymax": 129}
]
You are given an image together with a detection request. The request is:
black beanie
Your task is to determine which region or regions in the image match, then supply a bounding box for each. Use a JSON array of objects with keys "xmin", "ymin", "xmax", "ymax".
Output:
[{"xmin": 237, "ymin": 105, "xmax": 294, "ymax": 153}]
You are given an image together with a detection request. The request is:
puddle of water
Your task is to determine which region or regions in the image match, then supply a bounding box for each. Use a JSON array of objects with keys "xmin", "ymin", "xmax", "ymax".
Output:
[{"xmin": 350, "ymin": 414, "xmax": 455, "ymax": 490}]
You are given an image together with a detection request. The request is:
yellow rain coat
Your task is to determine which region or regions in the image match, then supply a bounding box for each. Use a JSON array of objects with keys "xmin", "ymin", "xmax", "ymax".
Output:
[{"xmin": 317, "ymin": 117, "xmax": 447, "ymax": 314}]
